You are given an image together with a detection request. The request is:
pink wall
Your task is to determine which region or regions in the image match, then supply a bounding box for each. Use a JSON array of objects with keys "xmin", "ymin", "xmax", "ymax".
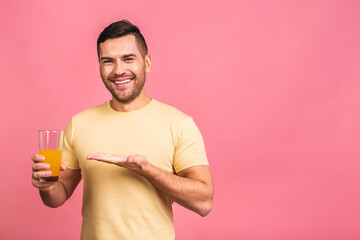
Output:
[{"xmin": 1, "ymin": 0, "xmax": 360, "ymax": 239}]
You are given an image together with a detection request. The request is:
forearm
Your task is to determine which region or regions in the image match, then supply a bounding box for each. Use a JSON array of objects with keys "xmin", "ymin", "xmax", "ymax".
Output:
[
  {"xmin": 86, "ymin": 153, "xmax": 214, "ymax": 216},
  {"xmin": 39, "ymin": 181, "xmax": 68, "ymax": 208},
  {"xmin": 140, "ymin": 163, "xmax": 213, "ymax": 217}
]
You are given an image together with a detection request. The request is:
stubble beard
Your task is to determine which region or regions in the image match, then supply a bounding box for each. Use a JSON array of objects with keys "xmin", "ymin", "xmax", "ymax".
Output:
[{"xmin": 102, "ymin": 72, "xmax": 146, "ymax": 104}]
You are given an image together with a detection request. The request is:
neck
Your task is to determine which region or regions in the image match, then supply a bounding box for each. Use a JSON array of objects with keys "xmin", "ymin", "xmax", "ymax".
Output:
[{"xmin": 110, "ymin": 92, "xmax": 152, "ymax": 112}]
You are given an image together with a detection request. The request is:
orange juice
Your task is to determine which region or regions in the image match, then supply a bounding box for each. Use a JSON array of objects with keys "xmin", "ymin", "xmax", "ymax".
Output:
[{"xmin": 39, "ymin": 149, "xmax": 62, "ymax": 181}]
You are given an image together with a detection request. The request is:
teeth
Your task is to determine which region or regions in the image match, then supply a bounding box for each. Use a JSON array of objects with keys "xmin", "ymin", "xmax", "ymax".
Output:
[{"xmin": 115, "ymin": 79, "xmax": 131, "ymax": 84}]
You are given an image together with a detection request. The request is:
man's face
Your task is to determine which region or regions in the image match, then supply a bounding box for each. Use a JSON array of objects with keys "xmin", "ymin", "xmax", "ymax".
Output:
[{"xmin": 98, "ymin": 35, "xmax": 151, "ymax": 104}]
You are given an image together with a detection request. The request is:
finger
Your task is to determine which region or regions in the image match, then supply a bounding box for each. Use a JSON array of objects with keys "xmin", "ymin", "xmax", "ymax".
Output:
[
  {"xmin": 33, "ymin": 170, "xmax": 52, "ymax": 180},
  {"xmin": 32, "ymin": 163, "xmax": 51, "ymax": 171},
  {"xmin": 128, "ymin": 154, "xmax": 146, "ymax": 164},
  {"xmin": 60, "ymin": 161, "xmax": 67, "ymax": 171},
  {"xmin": 38, "ymin": 186, "xmax": 56, "ymax": 191},
  {"xmin": 32, "ymin": 154, "xmax": 45, "ymax": 163},
  {"xmin": 86, "ymin": 152, "xmax": 106, "ymax": 159},
  {"xmin": 87, "ymin": 153, "xmax": 110, "ymax": 159},
  {"xmin": 32, "ymin": 178, "xmax": 57, "ymax": 190},
  {"xmin": 127, "ymin": 156, "xmax": 133, "ymax": 163},
  {"xmin": 87, "ymin": 153, "xmax": 127, "ymax": 162},
  {"xmin": 88, "ymin": 156, "xmax": 115, "ymax": 163}
]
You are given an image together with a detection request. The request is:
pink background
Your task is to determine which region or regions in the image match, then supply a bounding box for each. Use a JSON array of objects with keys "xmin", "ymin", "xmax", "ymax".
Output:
[{"xmin": 1, "ymin": 0, "xmax": 360, "ymax": 239}]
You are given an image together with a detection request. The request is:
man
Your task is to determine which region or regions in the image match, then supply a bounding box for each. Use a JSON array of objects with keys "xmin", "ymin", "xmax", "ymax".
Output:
[{"xmin": 31, "ymin": 20, "xmax": 214, "ymax": 240}]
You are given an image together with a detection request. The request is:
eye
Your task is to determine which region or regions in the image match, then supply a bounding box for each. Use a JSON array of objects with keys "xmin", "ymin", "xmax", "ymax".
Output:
[
  {"xmin": 124, "ymin": 57, "xmax": 134, "ymax": 62},
  {"xmin": 103, "ymin": 60, "xmax": 113, "ymax": 63}
]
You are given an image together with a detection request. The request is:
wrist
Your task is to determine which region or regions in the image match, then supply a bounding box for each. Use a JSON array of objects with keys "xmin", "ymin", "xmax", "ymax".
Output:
[{"xmin": 139, "ymin": 161, "xmax": 152, "ymax": 176}]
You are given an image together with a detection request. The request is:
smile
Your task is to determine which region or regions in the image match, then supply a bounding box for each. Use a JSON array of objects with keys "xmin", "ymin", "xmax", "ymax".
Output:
[{"xmin": 114, "ymin": 79, "xmax": 132, "ymax": 84}]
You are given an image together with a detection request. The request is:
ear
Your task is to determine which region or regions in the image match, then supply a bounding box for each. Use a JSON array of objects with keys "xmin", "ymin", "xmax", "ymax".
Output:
[
  {"xmin": 145, "ymin": 55, "xmax": 152, "ymax": 73},
  {"xmin": 98, "ymin": 60, "xmax": 102, "ymax": 78}
]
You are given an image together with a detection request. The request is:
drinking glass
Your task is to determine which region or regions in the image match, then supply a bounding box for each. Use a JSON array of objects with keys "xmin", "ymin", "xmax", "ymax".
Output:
[{"xmin": 38, "ymin": 130, "xmax": 64, "ymax": 182}]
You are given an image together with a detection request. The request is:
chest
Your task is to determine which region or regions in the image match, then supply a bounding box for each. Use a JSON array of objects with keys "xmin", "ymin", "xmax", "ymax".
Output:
[{"xmin": 72, "ymin": 117, "xmax": 176, "ymax": 178}]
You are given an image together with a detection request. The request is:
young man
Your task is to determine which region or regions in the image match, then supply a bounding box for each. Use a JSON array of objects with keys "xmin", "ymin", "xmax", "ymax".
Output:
[{"xmin": 31, "ymin": 20, "xmax": 214, "ymax": 240}]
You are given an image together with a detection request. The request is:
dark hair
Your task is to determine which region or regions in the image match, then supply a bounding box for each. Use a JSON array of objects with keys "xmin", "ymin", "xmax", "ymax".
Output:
[{"xmin": 97, "ymin": 19, "xmax": 148, "ymax": 58}]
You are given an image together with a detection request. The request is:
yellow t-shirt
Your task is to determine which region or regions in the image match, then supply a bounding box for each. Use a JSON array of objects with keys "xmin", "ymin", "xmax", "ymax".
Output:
[{"xmin": 62, "ymin": 99, "xmax": 209, "ymax": 240}]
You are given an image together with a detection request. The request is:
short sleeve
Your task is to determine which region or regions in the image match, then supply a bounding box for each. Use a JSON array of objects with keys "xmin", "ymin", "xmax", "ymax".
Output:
[
  {"xmin": 173, "ymin": 117, "xmax": 208, "ymax": 173},
  {"xmin": 62, "ymin": 118, "xmax": 80, "ymax": 169}
]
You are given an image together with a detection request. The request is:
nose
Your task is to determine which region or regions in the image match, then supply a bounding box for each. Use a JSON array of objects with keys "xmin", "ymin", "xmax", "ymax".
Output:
[{"xmin": 113, "ymin": 60, "xmax": 126, "ymax": 76}]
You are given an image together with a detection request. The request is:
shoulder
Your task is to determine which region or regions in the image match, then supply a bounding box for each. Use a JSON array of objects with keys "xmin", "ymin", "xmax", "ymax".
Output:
[
  {"xmin": 152, "ymin": 100, "xmax": 192, "ymax": 122},
  {"xmin": 71, "ymin": 102, "xmax": 107, "ymax": 122}
]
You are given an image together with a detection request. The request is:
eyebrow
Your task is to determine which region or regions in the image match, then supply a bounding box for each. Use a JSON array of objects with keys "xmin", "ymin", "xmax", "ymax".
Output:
[
  {"xmin": 122, "ymin": 54, "xmax": 137, "ymax": 58},
  {"xmin": 100, "ymin": 57, "xmax": 113, "ymax": 61},
  {"xmin": 100, "ymin": 54, "xmax": 137, "ymax": 61}
]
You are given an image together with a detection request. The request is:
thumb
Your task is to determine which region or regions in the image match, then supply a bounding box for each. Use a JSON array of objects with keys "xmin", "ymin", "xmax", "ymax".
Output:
[
  {"xmin": 127, "ymin": 154, "xmax": 145, "ymax": 164},
  {"xmin": 127, "ymin": 156, "xmax": 134, "ymax": 163},
  {"xmin": 61, "ymin": 161, "xmax": 67, "ymax": 171}
]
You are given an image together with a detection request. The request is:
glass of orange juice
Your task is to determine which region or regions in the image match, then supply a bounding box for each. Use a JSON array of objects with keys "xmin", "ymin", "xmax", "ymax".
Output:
[{"xmin": 39, "ymin": 130, "xmax": 64, "ymax": 182}]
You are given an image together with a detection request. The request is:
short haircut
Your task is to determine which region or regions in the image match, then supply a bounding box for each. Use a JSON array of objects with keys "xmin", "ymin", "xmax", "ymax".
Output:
[{"xmin": 97, "ymin": 19, "xmax": 148, "ymax": 58}]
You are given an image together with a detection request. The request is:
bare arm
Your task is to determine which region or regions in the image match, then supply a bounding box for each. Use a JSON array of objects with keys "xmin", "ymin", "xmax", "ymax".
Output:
[
  {"xmin": 31, "ymin": 154, "xmax": 82, "ymax": 208},
  {"xmin": 143, "ymin": 164, "xmax": 214, "ymax": 216},
  {"xmin": 87, "ymin": 153, "xmax": 214, "ymax": 217}
]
